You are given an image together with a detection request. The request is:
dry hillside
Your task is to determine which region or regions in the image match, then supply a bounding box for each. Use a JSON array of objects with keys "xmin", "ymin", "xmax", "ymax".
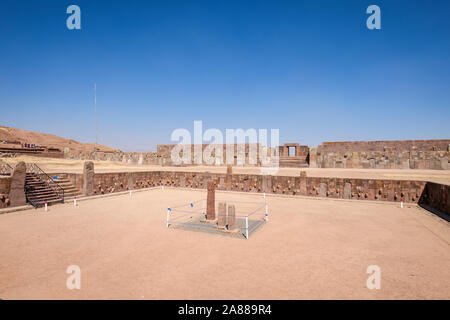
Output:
[{"xmin": 0, "ymin": 125, "xmax": 117, "ymax": 153}]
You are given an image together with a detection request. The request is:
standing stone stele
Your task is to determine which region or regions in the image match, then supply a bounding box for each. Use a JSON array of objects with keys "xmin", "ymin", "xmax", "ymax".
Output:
[
  {"xmin": 226, "ymin": 165, "xmax": 232, "ymax": 191},
  {"xmin": 218, "ymin": 202, "xmax": 227, "ymax": 228},
  {"xmin": 127, "ymin": 173, "xmax": 134, "ymax": 190},
  {"xmin": 299, "ymin": 171, "xmax": 307, "ymax": 195},
  {"xmin": 83, "ymin": 161, "xmax": 94, "ymax": 196},
  {"xmin": 227, "ymin": 204, "xmax": 236, "ymax": 230},
  {"xmin": 343, "ymin": 182, "xmax": 352, "ymax": 199},
  {"xmin": 309, "ymin": 148, "xmax": 318, "ymax": 168},
  {"xmin": 319, "ymin": 183, "xmax": 327, "ymax": 197},
  {"xmin": 206, "ymin": 181, "xmax": 215, "ymax": 220},
  {"xmin": 9, "ymin": 161, "xmax": 26, "ymax": 206}
]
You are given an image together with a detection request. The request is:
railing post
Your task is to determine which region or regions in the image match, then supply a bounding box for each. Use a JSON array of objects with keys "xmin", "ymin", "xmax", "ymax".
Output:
[
  {"xmin": 202, "ymin": 199, "xmax": 206, "ymax": 219},
  {"xmin": 265, "ymin": 201, "xmax": 269, "ymax": 222},
  {"xmin": 166, "ymin": 208, "xmax": 171, "ymax": 228},
  {"xmin": 245, "ymin": 215, "xmax": 249, "ymax": 239}
]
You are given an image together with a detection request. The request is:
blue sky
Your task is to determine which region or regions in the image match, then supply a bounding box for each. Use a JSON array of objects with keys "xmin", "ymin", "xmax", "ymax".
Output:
[{"xmin": 0, "ymin": 0, "xmax": 449, "ymax": 151}]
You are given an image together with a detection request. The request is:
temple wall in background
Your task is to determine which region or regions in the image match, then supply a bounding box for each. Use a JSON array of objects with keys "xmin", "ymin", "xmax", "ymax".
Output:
[
  {"xmin": 311, "ymin": 140, "xmax": 450, "ymax": 170},
  {"xmin": 65, "ymin": 151, "xmax": 160, "ymax": 165}
]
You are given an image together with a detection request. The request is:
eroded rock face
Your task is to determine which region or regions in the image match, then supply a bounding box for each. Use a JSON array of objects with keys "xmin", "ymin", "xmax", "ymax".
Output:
[
  {"xmin": 9, "ymin": 161, "xmax": 26, "ymax": 206},
  {"xmin": 83, "ymin": 161, "xmax": 94, "ymax": 196}
]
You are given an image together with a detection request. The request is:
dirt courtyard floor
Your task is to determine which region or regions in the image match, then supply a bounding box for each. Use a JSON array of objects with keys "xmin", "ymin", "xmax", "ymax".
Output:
[{"xmin": 0, "ymin": 188, "xmax": 449, "ymax": 299}]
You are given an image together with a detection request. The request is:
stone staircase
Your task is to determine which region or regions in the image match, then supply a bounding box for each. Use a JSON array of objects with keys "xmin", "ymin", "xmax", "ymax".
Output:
[
  {"xmin": 279, "ymin": 156, "xmax": 309, "ymax": 168},
  {"xmin": 51, "ymin": 174, "xmax": 81, "ymax": 199},
  {"xmin": 25, "ymin": 172, "xmax": 64, "ymax": 207}
]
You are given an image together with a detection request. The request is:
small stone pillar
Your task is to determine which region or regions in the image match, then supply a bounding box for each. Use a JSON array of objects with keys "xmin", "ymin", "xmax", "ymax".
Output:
[
  {"xmin": 127, "ymin": 173, "xmax": 134, "ymax": 190},
  {"xmin": 227, "ymin": 204, "xmax": 236, "ymax": 230},
  {"xmin": 218, "ymin": 202, "xmax": 227, "ymax": 228},
  {"xmin": 9, "ymin": 161, "xmax": 26, "ymax": 206},
  {"xmin": 299, "ymin": 171, "xmax": 307, "ymax": 195},
  {"xmin": 83, "ymin": 161, "xmax": 94, "ymax": 196},
  {"xmin": 226, "ymin": 165, "xmax": 232, "ymax": 191},
  {"xmin": 319, "ymin": 182, "xmax": 327, "ymax": 197},
  {"xmin": 309, "ymin": 148, "xmax": 318, "ymax": 168},
  {"xmin": 206, "ymin": 181, "xmax": 215, "ymax": 220},
  {"xmin": 203, "ymin": 172, "xmax": 211, "ymax": 189},
  {"xmin": 343, "ymin": 182, "xmax": 352, "ymax": 199}
]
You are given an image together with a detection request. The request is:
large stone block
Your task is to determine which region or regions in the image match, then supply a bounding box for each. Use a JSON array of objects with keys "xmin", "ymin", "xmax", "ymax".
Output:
[
  {"xmin": 127, "ymin": 173, "xmax": 134, "ymax": 190},
  {"xmin": 299, "ymin": 176, "xmax": 307, "ymax": 195},
  {"xmin": 319, "ymin": 183, "xmax": 327, "ymax": 197},
  {"xmin": 440, "ymin": 157, "xmax": 449, "ymax": 170},
  {"xmin": 309, "ymin": 148, "xmax": 317, "ymax": 168},
  {"xmin": 83, "ymin": 161, "xmax": 94, "ymax": 196},
  {"xmin": 343, "ymin": 182, "xmax": 352, "ymax": 199},
  {"xmin": 262, "ymin": 174, "xmax": 272, "ymax": 193},
  {"xmin": 9, "ymin": 161, "xmax": 26, "ymax": 206},
  {"xmin": 227, "ymin": 204, "xmax": 236, "ymax": 230},
  {"xmin": 218, "ymin": 202, "xmax": 227, "ymax": 228}
]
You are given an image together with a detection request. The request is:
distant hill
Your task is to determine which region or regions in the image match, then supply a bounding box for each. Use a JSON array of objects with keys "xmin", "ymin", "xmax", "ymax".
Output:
[{"xmin": 0, "ymin": 126, "xmax": 117, "ymax": 153}]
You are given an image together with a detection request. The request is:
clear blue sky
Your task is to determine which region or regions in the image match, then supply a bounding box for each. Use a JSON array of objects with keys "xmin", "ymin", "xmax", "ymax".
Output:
[{"xmin": 0, "ymin": 0, "xmax": 449, "ymax": 151}]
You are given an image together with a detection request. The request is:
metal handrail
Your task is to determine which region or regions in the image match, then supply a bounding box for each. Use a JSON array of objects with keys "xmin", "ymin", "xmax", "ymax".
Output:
[
  {"xmin": 0, "ymin": 161, "xmax": 13, "ymax": 175},
  {"xmin": 25, "ymin": 163, "xmax": 65, "ymax": 203}
]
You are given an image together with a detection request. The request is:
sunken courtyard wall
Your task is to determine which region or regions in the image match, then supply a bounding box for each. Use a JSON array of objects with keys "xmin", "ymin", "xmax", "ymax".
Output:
[{"xmin": 86, "ymin": 171, "xmax": 429, "ymax": 204}]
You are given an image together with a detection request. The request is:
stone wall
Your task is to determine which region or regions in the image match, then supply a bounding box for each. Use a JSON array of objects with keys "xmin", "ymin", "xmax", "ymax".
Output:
[
  {"xmin": 0, "ymin": 177, "xmax": 11, "ymax": 194},
  {"xmin": 312, "ymin": 140, "xmax": 450, "ymax": 170},
  {"xmin": 318, "ymin": 139, "xmax": 450, "ymax": 152},
  {"xmin": 77, "ymin": 170, "xmax": 427, "ymax": 204},
  {"xmin": 0, "ymin": 176, "xmax": 11, "ymax": 208},
  {"xmin": 419, "ymin": 182, "xmax": 450, "ymax": 217},
  {"xmin": 157, "ymin": 143, "xmax": 272, "ymax": 166},
  {"xmin": 7, "ymin": 168, "xmax": 450, "ymax": 218},
  {"xmin": 67, "ymin": 143, "xmax": 273, "ymax": 166},
  {"xmin": 66, "ymin": 151, "xmax": 160, "ymax": 165},
  {"xmin": 65, "ymin": 139, "xmax": 450, "ymax": 170}
]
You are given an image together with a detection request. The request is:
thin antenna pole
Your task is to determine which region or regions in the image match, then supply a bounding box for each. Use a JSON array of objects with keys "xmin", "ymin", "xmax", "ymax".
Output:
[{"xmin": 94, "ymin": 82, "xmax": 97, "ymax": 160}]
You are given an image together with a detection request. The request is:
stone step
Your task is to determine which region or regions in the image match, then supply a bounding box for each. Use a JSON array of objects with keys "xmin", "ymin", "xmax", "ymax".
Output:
[
  {"xmin": 25, "ymin": 180, "xmax": 47, "ymax": 184},
  {"xmin": 27, "ymin": 189, "xmax": 55, "ymax": 194},
  {"xmin": 26, "ymin": 186, "xmax": 52, "ymax": 191},
  {"xmin": 28, "ymin": 196, "xmax": 60, "ymax": 202},
  {"xmin": 28, "ymin": 192, "xmax": 58, "ymax": 197}
]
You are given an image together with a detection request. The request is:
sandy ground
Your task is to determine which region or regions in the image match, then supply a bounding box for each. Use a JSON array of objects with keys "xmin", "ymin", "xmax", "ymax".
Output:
[
  {"xmin": 0, "ymin": 188, "xmax": 449, "ymax": 299},
  {"xmin": 4, "ymin": 156, "xmax": 450, "ymax": 184}
]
